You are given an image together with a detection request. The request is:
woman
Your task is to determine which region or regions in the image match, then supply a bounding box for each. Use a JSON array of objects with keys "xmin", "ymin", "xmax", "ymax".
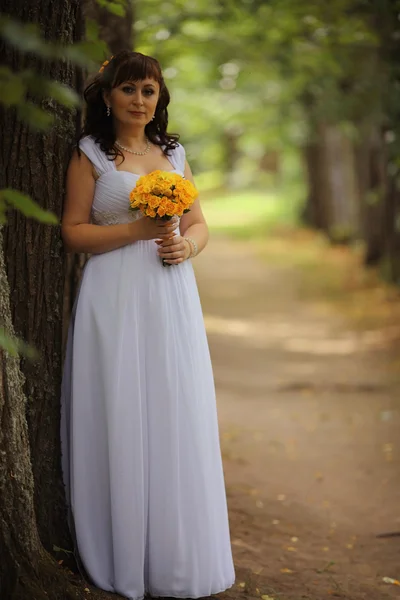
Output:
[{"xmin": 60, "ymin": 50, "xmax": 235, "ymax": 600}]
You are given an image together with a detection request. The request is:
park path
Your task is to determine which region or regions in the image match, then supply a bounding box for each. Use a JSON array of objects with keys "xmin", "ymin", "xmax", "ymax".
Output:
[{"xmin": 194, "ymin": 235, "xmax": 400, "ymax": 600}]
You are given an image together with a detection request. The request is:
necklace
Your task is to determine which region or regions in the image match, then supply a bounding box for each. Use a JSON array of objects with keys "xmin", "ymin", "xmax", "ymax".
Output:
[{"xmin": 115, "ymin": 138, "xmax": 151, "ymax": 156}]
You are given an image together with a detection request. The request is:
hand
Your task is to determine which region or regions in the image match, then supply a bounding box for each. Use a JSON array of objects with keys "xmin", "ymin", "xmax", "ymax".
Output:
[
  {"xmin": 156, "ymin": 235, "xmax": 191, "ymax": 265},
  {"xmin": 132, "ymin": 216, "xmax": 179, "ymax": 242}
]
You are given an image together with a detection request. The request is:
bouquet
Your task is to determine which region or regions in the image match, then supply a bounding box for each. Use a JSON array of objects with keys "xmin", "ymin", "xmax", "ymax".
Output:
[{"xmin": 129, "ymin": 170, "xmax": 198, "ymax": 266}]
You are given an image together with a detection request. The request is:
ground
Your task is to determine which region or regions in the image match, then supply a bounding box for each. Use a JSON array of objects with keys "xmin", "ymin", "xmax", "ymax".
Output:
[{"xmin": 194, "ymin": 232, "xmax": 400, "ymax": 600}]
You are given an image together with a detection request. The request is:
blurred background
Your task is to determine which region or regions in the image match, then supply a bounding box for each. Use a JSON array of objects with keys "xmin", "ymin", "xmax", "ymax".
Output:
[{"xmin": 133, "ymin": 0, "xmax": 400, "ymax": 281}]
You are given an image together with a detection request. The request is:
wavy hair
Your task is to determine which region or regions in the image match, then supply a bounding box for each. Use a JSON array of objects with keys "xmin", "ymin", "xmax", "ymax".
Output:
[{"xmin": 78, "ymin": 51, "xmax": 179, "ymax": 161}]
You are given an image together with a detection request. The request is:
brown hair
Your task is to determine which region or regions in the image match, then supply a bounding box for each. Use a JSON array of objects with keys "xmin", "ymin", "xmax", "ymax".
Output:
[{"xmin": 78, "ymin": 51, "xmax": 179, "ymax": 160}]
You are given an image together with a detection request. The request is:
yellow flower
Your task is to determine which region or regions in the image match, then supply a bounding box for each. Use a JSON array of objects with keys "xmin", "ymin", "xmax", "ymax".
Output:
[
  {"xmin": 148, "ymin": 195, "xmax": 160, "ymax": 210},
  {"xmin": 157, "ymin": 205, "xmax": 167, "ymax": 217},
  {"xmin": 129, "ymin": 170, "xmax": 198, "ymax": 218}
]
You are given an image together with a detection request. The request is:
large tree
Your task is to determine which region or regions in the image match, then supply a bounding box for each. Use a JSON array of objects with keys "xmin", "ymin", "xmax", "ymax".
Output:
[{"xmin": 0, "ymin": 0, "xmax": 133, "ymax": 598}]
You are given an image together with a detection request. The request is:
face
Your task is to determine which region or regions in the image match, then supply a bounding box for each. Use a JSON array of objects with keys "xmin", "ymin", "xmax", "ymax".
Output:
[{"xmin": 105, "ymin": 78, "xmax": 160, "ymax": 126}]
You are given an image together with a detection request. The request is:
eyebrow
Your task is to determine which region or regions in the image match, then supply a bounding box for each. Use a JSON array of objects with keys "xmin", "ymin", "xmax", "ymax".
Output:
[{"xmin": 125, "ymin": 81, "xmax": 156, "ymax": 87}]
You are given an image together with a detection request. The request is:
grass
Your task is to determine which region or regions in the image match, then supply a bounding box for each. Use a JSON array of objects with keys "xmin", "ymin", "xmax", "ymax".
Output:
[{"xmin": 202, "ymin": 184, "xmax": 304, "ymax": 239}]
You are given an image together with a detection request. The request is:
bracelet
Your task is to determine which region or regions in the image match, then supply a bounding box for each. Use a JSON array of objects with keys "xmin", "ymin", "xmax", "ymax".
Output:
[{"xmin": 184, "ymin": 237, "xmax": 198, "ymax": 258}]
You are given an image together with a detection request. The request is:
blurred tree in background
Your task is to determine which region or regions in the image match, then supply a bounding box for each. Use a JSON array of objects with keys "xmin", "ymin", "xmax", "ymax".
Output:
[{"xmin": 135, "ymin": 0, "xmax": 400, "ymax": 283}]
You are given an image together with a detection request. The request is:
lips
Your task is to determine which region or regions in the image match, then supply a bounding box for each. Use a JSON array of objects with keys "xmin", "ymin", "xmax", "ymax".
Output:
[{"xmin": 129, "ymin": 111, "xmax": 144, "ymax": 115}]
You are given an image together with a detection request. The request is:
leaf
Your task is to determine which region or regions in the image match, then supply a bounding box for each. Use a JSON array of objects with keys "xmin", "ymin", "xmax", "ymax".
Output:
[
  {"xmin": 16, "ymin": 102, "xmax": 54, "ymax": 130},
  {"xmin": 0, "ymin": 189, "xmax": 58, "ymax": 224},
  {"xmin": 45, "ymin": 81, "xmax": 80, "ymax": 108},
  {"xmin": 0, "ymin": 328, "xmax": 38, "ymax": 359},
  {"xmin": 0, "ymin": 67, "xmax": 26, "ymax": 105},
  {"xmin": 280, "ymin": 568, "xmax": 293, "ymax": 574},
  {"xmin": 96, "ymin": 0, "xmax": 126, "ymax": 17},
  {"xmin": 382, "ymin": 577, "xmax": 400, "ymax": 586}
]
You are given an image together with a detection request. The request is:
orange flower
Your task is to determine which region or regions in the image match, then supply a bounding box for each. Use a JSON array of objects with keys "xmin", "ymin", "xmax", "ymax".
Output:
[
  {"xmin": 99, "ymin": 56, "xmax": 114, "ymax": 73},
  {"xmin": 129, "ymin": 170, "xmax": 198, "ymax": 220}
]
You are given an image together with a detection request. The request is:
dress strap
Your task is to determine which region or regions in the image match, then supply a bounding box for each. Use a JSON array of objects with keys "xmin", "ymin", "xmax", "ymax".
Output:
[
  {"xmin": 167, "ymin": 143, "xmax": 186, "ymax": 174},
  {"xmin": 78, "ymin": 136, "xmax": 114, "ymax": 176}
]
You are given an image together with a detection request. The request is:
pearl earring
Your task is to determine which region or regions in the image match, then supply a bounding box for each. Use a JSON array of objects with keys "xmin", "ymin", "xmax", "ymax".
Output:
[
  {"xmin": 151, "ymin": 115, "xmax": 155, "ymax": 121},
  {"xmin": 107, "ymin": 106, "xmax": 111, "ymax": 117}
]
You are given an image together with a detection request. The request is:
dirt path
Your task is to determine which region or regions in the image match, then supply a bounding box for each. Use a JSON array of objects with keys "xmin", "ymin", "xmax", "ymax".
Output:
[{"xmin": 195, "ymin": 236, "xmax": 400, "ymax": 600}]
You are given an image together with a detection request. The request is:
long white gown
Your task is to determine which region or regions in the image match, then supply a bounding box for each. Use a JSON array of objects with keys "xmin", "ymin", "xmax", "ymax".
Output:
[{"xmin": 60, "ymin": 136, "xmax": 235, "ymax": 600}]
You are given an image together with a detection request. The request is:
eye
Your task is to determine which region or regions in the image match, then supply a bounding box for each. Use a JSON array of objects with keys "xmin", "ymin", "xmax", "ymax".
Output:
[
  {"xmin": 122, "ymin": 85, "xmax": 134, "ymax": 93},
  {"xmin": 144, "ymin": 89, "xmax": 155, "ymax": 96}
]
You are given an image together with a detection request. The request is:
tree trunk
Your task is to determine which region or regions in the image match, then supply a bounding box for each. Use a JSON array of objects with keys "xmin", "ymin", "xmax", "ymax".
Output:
[
  {"xmin": 84, "ymin": 0, "xmax": 134, "ymax": 54},
  {"xmin": 303, "ymin": 123, "xmax": 361, "ymax": 243},
  {"xmin": 354, "ymin": 125, "xmax": 386, "ymax": 265},
  {"xmin": 384, "ymin": 176, "xmax": 400, "ymax": 285},
  {"xmin": 1, "ymin": 0, "xmax": 84, "ymax": 559},
  {"xmin": 0, "ymin": 0, "xmax": 107, "ymax": 597},
  {"xmin": 0, "ymin": 230, "xmax": 95, "ymax": 600}
]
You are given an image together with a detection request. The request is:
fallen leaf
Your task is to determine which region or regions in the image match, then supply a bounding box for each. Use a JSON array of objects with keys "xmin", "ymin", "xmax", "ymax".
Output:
[
  {"xmin": 239, "ymin": 582, "xmax": 246, "ymax": 588},
  {"xmin": 383, "ymin": 577, "xmax": 400, "ymax": 586},
  {"xmin": 286, "ymin": 546, "xmax": 297, "ymax": 552},
  {"xmin": 261, "ymin": 596, "xmax": 274, "ymax": 600},
  {"xmin": 291, "ymin": 536, "xmax": 298, "ymax": 543},
  {"xmin": 280, "ymin": 568, "xmax": 293, "ymax": 574}
]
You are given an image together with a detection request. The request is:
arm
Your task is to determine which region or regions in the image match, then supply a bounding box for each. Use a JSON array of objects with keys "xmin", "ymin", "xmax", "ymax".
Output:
[
  {"xmin": 157, "ymin": 159, "xmax": 209, "ymax": 264},
  {"xmin": 61, "ymin": 150, "xmax": 176, "ymax": 254},
  {"xmin": 179, "ymin": 160, "xmax": 209, "ymax": 255}
]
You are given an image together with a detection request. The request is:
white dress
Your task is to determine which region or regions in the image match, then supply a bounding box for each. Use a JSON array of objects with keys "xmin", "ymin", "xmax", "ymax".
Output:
[{"xmin": 60, "ymin": 136, "xmax": 235, "ymax": 600}]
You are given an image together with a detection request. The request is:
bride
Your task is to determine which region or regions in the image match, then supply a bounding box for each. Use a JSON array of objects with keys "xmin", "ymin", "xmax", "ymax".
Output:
[{"xmin": 60, "ymin": 50, "xmax": 235, "ymax": 600}]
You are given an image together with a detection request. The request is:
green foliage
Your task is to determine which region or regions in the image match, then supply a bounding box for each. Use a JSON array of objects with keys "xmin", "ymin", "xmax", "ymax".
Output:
[
  {"xmin": 0, "ymin": 190, "xmax": 59, "ymax": 225},
  {"xmin": 0, "ymin": 327, "xmax": 38, "ymax": 359},
  {"xmin": 136, "ymin": 0, "xmax": 380, "ymax": 180},
  {"xmin": 96, "ymin": 0, "xmax": 128, "ymax": 18}
]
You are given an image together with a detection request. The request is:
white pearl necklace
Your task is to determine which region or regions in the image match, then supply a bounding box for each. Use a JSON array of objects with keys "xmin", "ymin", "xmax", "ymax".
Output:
[{"xmin": 115, "ymin": 138, "xmax": 151, "ymax": 156}]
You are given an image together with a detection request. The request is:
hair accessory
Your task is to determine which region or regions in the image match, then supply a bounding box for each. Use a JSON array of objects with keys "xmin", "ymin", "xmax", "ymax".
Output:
[{"xmin": 99, "ymin": 56, "xmax": 114, "ymax": 73}]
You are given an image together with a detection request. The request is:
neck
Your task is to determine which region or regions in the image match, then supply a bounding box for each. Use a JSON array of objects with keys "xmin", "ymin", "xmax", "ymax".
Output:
[{"xmin": 115, "ymin": 124, "xmax": 147, "ymax": 147}]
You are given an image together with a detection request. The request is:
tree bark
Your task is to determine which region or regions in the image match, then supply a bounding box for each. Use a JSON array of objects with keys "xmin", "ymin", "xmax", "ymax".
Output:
[
  {"xmin": 302, "ymin": 123, "xmax": 361, "ymax": 243},
  {"xmin": 0, "ymin": 229, "xmax": 95, "ymax": 600},
  {"xmin": 0, "ymin": 0, "xmax": 102, "ymax": 597},
  {"xmin": 384, "ymin": 176, "xmax": 400, "ymax": 285},
  {"xmin": 354, "ymin": 125, "xmax": 386, "ymax": 265},
  {"xmin": 1, "ymin": 0, "xmax": 85, "ymax": 560},
  {"xmin": 84, "ymin": 0, "xmax": 134, "ymax": 55}
]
